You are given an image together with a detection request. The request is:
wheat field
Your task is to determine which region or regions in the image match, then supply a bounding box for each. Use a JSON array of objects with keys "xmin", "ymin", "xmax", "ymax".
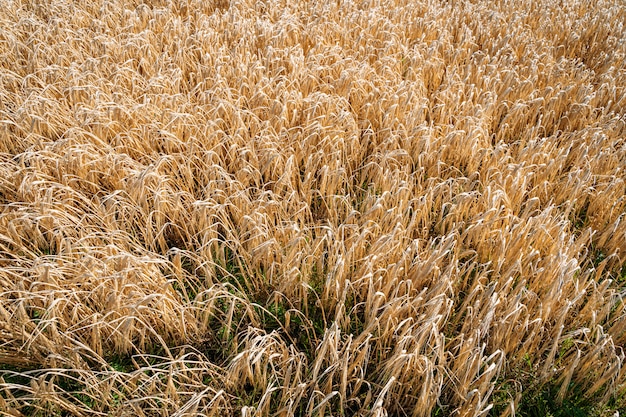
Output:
[{"xmin": 0, "ymin": 0, "xmax": 625, "ymax": 415}]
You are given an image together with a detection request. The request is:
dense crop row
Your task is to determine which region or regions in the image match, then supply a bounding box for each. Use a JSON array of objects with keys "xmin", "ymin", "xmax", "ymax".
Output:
[{"xmin": 0, "ymin": 0, "xmax": 625, "ymax": 415}]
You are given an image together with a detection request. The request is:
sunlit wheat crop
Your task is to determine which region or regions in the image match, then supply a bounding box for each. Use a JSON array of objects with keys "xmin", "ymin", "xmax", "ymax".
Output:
[{"xmin": 0, "ymin": 0, "xmax": 625, "ymax": 416}]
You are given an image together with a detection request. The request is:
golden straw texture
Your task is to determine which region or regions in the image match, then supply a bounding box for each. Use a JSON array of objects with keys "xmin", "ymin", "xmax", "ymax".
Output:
[{"xmin": 0, "ymin": 0, "xmax": 625, "ymax": 415}]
